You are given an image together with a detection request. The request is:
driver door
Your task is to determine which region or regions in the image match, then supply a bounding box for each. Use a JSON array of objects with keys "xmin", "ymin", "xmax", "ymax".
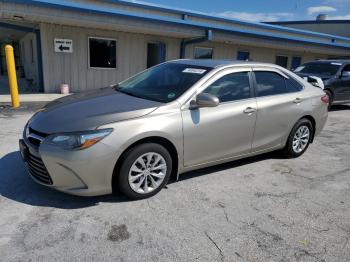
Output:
[
  {"xmin": 181, "ymin": 68, "xmax": 257, "ymax": 167},
  {"xmin": 334, "ymin": 64, "xmax": 350, "ymax": 101}
]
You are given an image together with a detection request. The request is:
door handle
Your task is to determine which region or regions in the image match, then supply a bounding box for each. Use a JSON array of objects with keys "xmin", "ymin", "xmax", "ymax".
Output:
[
  {"xmin": 243, "ymin": 107, "xmax": 256, "ymax": 114},
  {"xmin": 293, "ymin": 98, "xmax": 303, "ymax": 104}
]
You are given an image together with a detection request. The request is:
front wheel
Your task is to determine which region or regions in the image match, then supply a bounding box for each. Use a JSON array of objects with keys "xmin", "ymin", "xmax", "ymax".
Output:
[
  {"xmin": 117, "ymin": 143, "xmax": 172, "ymax": 200},
  {"xmin": 283, "ymin": 119, "xmax": 313, "ymax": 158}
]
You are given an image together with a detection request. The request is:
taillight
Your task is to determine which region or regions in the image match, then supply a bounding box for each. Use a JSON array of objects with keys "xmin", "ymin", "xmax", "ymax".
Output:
[{"xmin": 321, "ymin": 94, "xmax": 329, "ymax": 104}]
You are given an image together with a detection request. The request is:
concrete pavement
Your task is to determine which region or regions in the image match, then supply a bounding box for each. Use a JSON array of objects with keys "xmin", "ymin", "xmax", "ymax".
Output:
[{"xmin": 0, "ymin": 104, "xmax": 349, "ymax": 262}]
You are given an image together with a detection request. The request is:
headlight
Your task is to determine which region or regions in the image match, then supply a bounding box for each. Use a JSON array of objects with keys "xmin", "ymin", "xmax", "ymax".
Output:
[{"xmin": 45, "ymin": 128, "xmax": 113, "ymax": 150}]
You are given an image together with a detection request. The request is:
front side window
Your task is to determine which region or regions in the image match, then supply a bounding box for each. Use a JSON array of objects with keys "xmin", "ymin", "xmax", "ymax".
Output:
[
  {"xmin": 117, "ymin": 63, "xmax": 212, "ymax": 103},
  {"xmin": 89, "ymin": 37, "xmax": 117, "ymax": 68},
  {"xmin": 341, "ymin": 65, "xmax": 350, "ymax": 74},
  {"xmin": 194, "ymin": 47, "xmax": 213, "ymax": 59},
  {"xmin": 255, "ymin": 71, "xmax": 287, "ymax": 97},
  {"xmin": 204, "ymin": 72, "xmax": 251, "ymax": 103}
]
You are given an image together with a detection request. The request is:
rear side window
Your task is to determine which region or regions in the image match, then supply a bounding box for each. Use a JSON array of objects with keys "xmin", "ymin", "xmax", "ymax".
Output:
[
  {"xmin": 254, "ymin": 71, "xmax": 286, "ymax": 97},
  {"xmin": 204, "ymin": 72, "xmax": 251, "ymax": 103},
  {"xmin": 285, "ymin": 77, "xmax": 303, "ymax": 92}
]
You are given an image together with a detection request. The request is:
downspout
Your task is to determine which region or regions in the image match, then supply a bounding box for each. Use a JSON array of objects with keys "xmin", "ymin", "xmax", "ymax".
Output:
[{"xmin": 180, "ymin": 29, "xmax": 213, "ymax": 59}]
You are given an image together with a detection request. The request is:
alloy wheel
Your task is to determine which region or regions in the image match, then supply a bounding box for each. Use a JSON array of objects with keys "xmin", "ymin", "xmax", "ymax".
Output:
[
  {"xmin": 292, "ymin": 125, "xmax": 310, "ymax": 153},
  {"xmin": 128, "ymin": 152, "xmax": 167, "ymax": 194}
]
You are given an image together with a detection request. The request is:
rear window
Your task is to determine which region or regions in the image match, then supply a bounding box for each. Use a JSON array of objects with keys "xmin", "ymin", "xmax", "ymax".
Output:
[
  {"xmin": 255, "ymin": 71, "xmax": 286, "ymax": 97},
  {"xmin": 255, "ymin": 71, "xmax": 303, "ymax": 97},
  {"xmin": 285, "ymin": 78, "xmax": 303, "ymax": 93}
]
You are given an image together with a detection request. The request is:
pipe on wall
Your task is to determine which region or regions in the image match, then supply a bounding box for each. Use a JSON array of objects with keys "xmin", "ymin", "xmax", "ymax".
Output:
[{"xmin": 180, "ymin": 29, "xmax": 213, "ymax": 59}]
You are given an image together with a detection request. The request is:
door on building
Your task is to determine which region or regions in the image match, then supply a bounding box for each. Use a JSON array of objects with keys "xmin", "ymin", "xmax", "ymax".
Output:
[
  {"xmin": 0, "ymin": 22, "xmax": 42, "ymax": 94},
  {"xmin": 275, "ymin": 55, "xmax": 289, "ymax": 68},
  {"xmin": 291, "ymin": 56, "xmax": 302, "ymax": 70},
  {"xmin": 147, "ymin": 42, "xmax": 166, "ymax": 68}
]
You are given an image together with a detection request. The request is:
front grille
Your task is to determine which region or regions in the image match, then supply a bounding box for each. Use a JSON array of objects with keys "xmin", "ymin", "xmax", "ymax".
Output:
[
  {"xmin": 27, "ymin": 152, "xmax": 53, "ymax": 185},
  {"xmin": 28, "ymin": 137, "xmax": 41, "ymax": 146},
  {"xmin": 27, "ymin": 127, "xmax": 48, "ymax": 147},
  {"xmin": 29, "ymin": 127, "xmax": 48, "ymax": 137}
]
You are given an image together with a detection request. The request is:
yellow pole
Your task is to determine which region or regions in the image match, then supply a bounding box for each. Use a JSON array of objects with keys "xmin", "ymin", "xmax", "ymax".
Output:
[{"xmin": 5, "ymin": 45, "xmax": 20, "ymax": 108}]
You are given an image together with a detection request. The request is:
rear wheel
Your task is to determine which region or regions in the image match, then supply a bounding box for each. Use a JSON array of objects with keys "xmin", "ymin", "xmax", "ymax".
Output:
[
  {"xmin": 117, "ymin": 143, "xmax": 172, "ymax": 200},
  {"xmin": 324, "ymin": 89, "xmax": 333, "ymax": 110},
  {"xmin": 283, "ymin": 119, "xmax": 313, "ymax": 158}
]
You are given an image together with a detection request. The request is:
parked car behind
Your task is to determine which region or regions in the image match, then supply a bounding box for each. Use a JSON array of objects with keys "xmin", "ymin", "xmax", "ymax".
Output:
[
  {"xmin": 294, "ymin": 60, "xmax": 350, "ymax": 108},
  {"xmin": 20, "ymin": 60, "xmax": 329, "ymax": 200}
]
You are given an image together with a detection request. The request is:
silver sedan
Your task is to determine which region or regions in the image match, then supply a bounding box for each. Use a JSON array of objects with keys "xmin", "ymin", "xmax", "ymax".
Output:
[{"xmin": 20, "ymin": 60, "xmax": 328, "ymax": 199}]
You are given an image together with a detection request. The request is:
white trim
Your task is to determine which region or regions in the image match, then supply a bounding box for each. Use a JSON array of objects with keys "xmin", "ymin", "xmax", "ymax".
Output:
[{"xmin": 87, "ymin": 36, "xmax": 118, "ymax": 70}]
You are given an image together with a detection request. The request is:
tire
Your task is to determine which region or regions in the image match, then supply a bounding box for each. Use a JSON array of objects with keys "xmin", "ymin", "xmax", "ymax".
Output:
[
  {"xmin": 117, "ymin": 143, "xmax": 172, "ymax": 200},
  {"xmin": 324, "ymin": 89, "xmax": 333, "ymax": 110},
  {"xmin": 283, "ymin": 118, "xmax": 313, "ymax": 158}
]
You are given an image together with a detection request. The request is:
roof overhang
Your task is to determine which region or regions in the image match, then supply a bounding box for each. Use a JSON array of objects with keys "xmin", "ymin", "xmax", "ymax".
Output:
[{"xmin": 2, "ymin": 0, "xmax": 350, "ymax": 51}]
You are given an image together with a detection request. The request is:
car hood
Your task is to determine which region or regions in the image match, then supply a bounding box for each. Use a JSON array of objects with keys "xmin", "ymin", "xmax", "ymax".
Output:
[
  {"xmin": 28, "ymin": 87, "xmax": 162, "ymax": 134},
  {"xmin": 295, "ymin": 72, "xmax": 332, "ymax": 81}
]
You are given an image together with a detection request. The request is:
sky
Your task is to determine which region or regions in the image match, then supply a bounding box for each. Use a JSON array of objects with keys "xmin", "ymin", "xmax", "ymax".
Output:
[{"xmin": 127, "ymin": 0, "xmax": 350, "ymax": 22}]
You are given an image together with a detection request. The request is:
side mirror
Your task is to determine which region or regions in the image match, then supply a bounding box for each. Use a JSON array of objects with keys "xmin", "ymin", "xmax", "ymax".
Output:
[
  {"xmin": 190, "ymin": 93, "xmax": 219, "ymax": 109},
  {"xmin": 304, "ymin": 76, "xmax": 324, "ymax": 89},
  {"xmin": 341, "ymin": 71, "xmax": 350, "ymax": 78}
]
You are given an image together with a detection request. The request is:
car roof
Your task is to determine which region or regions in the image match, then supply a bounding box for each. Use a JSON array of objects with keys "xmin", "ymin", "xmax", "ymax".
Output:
[{"xmin": 170, "ymin": 59, "xmax": 275, "ymax": 68}]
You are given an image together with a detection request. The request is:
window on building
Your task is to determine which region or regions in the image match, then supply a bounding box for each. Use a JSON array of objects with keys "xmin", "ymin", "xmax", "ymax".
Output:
[
  {"xmin": 89, "ymin": 37, "xmax": 117, "ymax": 68},
  {"xmin": 194, "ymin": 47, "xmax": 213, "ymax": 59},
  {"xmin": 204, "ymin": 72, "xmax": 251, "ymax": 103},
  {"xmin": 255, "ymin": 71, "xmax": 287, "ymax": 97},
  {"xmin": 237, "ymin": 51, "xmax": 250, "ymax": 61},
  {"xmin": 291, "ymin": 56, "xmax": 302, "ymax": 70},
  {"xmin": 275, "ymin": 55, "xmax": 289, "ymax": 68}
]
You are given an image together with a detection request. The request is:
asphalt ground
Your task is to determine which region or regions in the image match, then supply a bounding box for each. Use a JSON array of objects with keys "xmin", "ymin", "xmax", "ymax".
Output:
[{"xmin": 0, "ymin": 103, "xmax": 349, "ymax": 262}]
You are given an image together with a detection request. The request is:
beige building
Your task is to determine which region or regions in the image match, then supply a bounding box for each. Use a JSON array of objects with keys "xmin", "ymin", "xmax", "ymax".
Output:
[{"xmin": 1, "ymin": 0, "xmax": 350, "ymax": 93}]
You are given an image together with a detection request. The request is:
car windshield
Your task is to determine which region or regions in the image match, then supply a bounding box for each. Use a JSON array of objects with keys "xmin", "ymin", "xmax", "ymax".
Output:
[
  {"xmin": 294, "ymin": 62, "xmax": 341, "ymax": 76},
  {"xmin": 116, "ymin": 63, "xmax": 213, "ymax": 103}
]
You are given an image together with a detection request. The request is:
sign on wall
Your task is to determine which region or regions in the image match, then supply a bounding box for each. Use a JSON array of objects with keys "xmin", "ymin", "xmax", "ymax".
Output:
[{"xmin": 54, "ymin": 38, "xmax": 73, "ymax": 53}]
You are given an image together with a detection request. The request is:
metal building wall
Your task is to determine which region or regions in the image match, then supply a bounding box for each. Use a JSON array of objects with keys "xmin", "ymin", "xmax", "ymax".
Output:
[
  {"xmin": 19, "ymin": 32, "xmax": 39, "ymax": 89},
  {"xmin": 40, "ymin": 23, "xmax": 331, "ymax": 93},
  {"xmin": 40, "ymin": 23, "xmax": 181, "ymax": 92}
]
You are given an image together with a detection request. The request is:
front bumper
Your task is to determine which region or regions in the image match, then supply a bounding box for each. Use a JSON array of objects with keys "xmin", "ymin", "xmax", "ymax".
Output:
[{"xmin": 20, "ymin": 136, "xmax": 118, "ymax": 196}]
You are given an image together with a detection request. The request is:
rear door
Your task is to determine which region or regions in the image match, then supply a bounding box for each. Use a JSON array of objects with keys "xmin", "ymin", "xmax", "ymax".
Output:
[
  {"xmin": 181, "ymin": 68, "xmax": 257, "ymax": 166},
  {"xmin": 252, "ymin": 68, "xmax": 305, "ymax": 152}
]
